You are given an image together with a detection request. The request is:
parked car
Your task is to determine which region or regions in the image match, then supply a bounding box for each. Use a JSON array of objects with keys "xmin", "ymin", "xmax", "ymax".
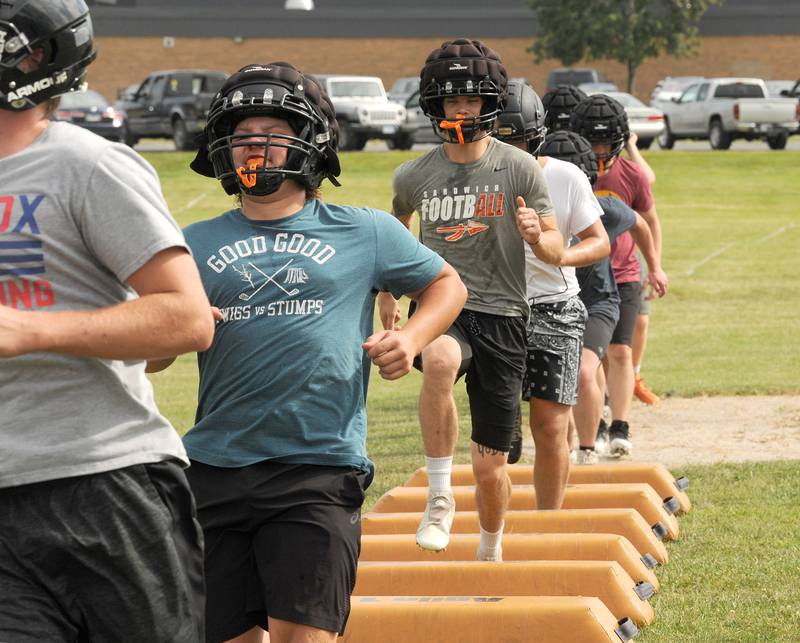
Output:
[
  {"xmin": 656, "ymin": 77, "xmax": 800, "ymax": 150},
  {"xmin": 395, "ymin": 88, "xmax": 440, "ymax": 148},
  {"xmin": 765, "ymin": 80, "xmax": 796, "ymax": 97},
  {"xmin": 387, "ymin": 76, "xmax": 419, "ymax": 104},
  {"xmin": 547, "ymin": 68, "xmax": 608, "ymax": 91},
  {"xmin": 52, "ymin": 89, "xmax": 128, "ymax": 143},
  {"xmin": 313, "ymin": 75, "xmax": 406, "ymax": 150},
  {"xmin": 577, "ymin": 82, "xmax": 618, "ymax": 94},
  {"xmin": 115, "ymin": 69, "xmax": 227, "ymax": 150},
  {"xmin": 650, "ymin": 76, "xmax": 704, "ymax": 103},
  {"xmin": 584, "ymin": 90, "xmax": 664, "ymax": 149}
]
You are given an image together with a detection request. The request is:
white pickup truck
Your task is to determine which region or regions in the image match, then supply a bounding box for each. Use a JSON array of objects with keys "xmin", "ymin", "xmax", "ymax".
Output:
[{"xmin": 654, "ymin": 77, "xmax": 799, "ymax": 150}]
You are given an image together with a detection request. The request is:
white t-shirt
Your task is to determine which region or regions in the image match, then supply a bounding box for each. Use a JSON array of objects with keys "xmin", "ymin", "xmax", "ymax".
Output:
[{"xmin": 525, "ymin": 157, "xmax": 603, "ymax": 304}]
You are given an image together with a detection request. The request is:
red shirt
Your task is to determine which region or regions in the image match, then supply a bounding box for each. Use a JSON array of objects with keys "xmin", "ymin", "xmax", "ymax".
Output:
[{"xmin": 594, "ymin": 158, "xmax": 654, "ymax": 284}]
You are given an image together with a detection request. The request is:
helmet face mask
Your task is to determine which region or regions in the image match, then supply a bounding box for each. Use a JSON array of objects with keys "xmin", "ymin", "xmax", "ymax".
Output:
[
  {"xmin": 0, "ymin": 0, "xmax": 96, "ymax": 112},
  {"xmin": 192, "ymin": 63, "xmax": 341, "ymax": 197},
  {"xmin": 418, "ymin": 39, "xmax": 508, "ymax": 145},
  {"xmin": 495, "ymin": 81, "xmax": 547, "ymax": 157}
]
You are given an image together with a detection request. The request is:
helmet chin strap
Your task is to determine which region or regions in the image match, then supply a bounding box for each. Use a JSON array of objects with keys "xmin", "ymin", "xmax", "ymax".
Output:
[
  {"xmin": 598, "ymin": 158, "xmax": 605, "ymax": 177},
  {"xmin": 439, "ymin": 119, "xmax": 465, "ymax": 145}
]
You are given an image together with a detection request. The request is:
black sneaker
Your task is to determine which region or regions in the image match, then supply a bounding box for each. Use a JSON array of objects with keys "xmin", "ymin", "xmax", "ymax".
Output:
[
  {"xmin": 609, "ymin": 420, "xmax": 632, "ymax": 457},
  {"xmin": 595, "ymin": 418, "xmax": 610, "ymax": 454},
  {"xmin": 508, "ymin": 407, "xmax": 523, "ymax": 464}
]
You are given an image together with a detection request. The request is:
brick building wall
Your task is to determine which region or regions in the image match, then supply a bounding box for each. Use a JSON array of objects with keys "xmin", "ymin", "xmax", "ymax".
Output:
[{"xmin": 89, "ymin": 35, "xmax": 800, "ymax": 103}]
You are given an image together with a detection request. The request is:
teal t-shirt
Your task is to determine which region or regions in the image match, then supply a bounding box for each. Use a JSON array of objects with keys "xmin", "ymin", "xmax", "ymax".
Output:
[{"xmin": 182, "ymin": 199, "xmax": 443, "ymax": 474}]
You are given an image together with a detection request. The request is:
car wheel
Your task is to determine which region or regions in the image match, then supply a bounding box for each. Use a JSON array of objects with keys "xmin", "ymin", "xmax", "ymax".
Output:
[
  {"xmin": 120, "ymin": 124, "xmax": 137, "ymax": 147},
  {"xmin": 352, "ymin": 134, "xmax": 368, "ymax": 151},
  {"xmin": 657, "ymin": 120, "xmax": 676, "ymax": 150},
  {"xmin": 708, "ymin": 119, "xmax": 732, "ymax": 150},
  {"xmin": 389, "ymin": 133, "xmax": 414, "ymax": 151},
  {"xmin": 636, "ymin": 137, "xmax": 653, "ymax": 150},
  {"xmin": 766, "ymin": 132, "xmax": 788, "ymax": 150},
  {"xmin": 172, "ymin": 118, "xmax": 194, "ymax": 151}
]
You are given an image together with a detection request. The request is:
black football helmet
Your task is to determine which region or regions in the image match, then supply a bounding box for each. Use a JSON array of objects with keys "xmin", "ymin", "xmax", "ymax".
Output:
[
  {"xmin": 190, "ymin": 62, "xmax": 341, "ymax": 197},
  {"xmin": 541, "ymin": 85, "xmax": 587, "ymax": 133},
  {"xmin": 540, "ymin": 130, "xmax": 599, "ymax": 186},
  {"xmin": 569, "ymin": 94, "xmax": 629, "ymax": 173},
  {"xmin": 0, "ymin": 0, "xmax": 96, "ymax": 111},
  {"xmin": 494, "ymin": 80, "xmax": 547, "ymax": 156},
  {"xmin": 419, "ymin": 38, "xmax": 507, "ymax": 145}
]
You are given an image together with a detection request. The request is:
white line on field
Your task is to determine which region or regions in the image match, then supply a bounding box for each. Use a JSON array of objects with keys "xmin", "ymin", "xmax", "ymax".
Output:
[
  {"xmin": 173, "ymin": 190, "xmax": 211, "ymax": 215},
  {"xmin": 753, "ymin": 222, "xmax": 797, "ymax": 246},
  {"xmin": 685, "ymin": 243, "xmax": 736, "ymax": 277}
]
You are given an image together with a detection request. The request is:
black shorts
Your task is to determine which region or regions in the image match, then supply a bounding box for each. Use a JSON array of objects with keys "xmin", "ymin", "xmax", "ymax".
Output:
[
  {"xmin": 583, "ymin": 313, "xmax": 618, "ymax": 360},
  {"xmin": 0, "ymin": 461, "xmax": 205, "ymax": 643},
  {"xmin": 186, "ymin": 460, "xmax": 370, "ymax": 641},
  {"xmin": 414, "ymin": 308, "xmax": 527, "ymax": 452},
  {"xmin": 610, "ymin": 281, "xmax": 642, "ymax": 347}
]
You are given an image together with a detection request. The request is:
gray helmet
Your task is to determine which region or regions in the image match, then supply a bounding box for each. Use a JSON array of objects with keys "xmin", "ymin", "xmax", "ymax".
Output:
[
  {"xmin": 494, "ymin": 80, "xmax": 547, "ymax": 156},
  {"xmin": 0, "ymin": 0, "xmax": 96, "ymax": 111}
]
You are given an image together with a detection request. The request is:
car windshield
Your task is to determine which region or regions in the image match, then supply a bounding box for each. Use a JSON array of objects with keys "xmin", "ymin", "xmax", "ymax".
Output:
[
  {"xmin": 329, "ymin": 81, "xmax": 383, "ymax": 98},
  {"xmin": 714, "ymin": 83, "xmax": 764, "ymax": 99},
  {"xmin": 58, "ymin": 90, "xmax": 108, "ymax": 108},
  {"xmin": 606, "ymin": 92, "xmax": 645, "ymax": 108}
]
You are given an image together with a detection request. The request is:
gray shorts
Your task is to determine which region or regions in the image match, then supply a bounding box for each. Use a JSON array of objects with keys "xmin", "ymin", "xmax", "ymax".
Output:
[
  {"xmin": 523, "ymin": 295, "xmax": 587, "ymax": 405},
  {"xmin": 0, "ymin": 461, "xmax": 205, "ymax": 643}
]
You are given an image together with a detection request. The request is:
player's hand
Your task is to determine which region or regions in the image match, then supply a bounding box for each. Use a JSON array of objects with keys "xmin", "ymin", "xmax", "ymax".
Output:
[
  {"xmin": 377, "ymin": 292, "xmax": 402, "ymax": 331},
  {"xmin": 647, "ymin": 268, "xmax": 669, "ymax": 298},
  {"xmin": 626, "ymin": 131, "xmax": 639, "ymax": 152},
  {"xmin": 515, "ymin": 196, "xmax": 542, "ymax": 246},
  {"xmin": 362, "ymin": 329, "xmax": 417, "ymax": 380},
  {"xmin": 0, "ymin": 304, "xmax": 32, "ymax": 357},
  {"xmin": 211, "ymin": 306, "xmax": 223, "ymax": 322}
]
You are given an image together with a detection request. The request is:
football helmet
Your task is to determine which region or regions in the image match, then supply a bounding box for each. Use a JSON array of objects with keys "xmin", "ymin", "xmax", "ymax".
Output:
[
  {"xmin": 541, "ymin": 84, "xmax": 587, "ymax": 133},
  {"xmin": 540, "ymin": 130, "xmax": 599, "ymax": 186},
  {"xmin": 569, "ymin": 94, "xmax": 629, "ymax": 173},
  {"xmin": 494, "ymin": 80, "xmax": 547, "ymax": 156}
]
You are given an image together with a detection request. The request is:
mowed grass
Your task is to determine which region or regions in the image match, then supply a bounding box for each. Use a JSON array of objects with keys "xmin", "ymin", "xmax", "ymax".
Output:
[{"xmin": 145, "ymin": 149, "xmax": 800, "ymax": 641}]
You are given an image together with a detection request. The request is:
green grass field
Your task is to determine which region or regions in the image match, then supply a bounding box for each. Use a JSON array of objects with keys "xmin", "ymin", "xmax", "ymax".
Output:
[{"xmin": 146, "ymin": 149, "xmax": 800, "ymax": 641}]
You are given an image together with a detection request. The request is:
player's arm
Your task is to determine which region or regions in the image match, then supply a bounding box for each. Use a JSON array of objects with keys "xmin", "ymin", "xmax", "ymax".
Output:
[
  {"xmin": 377, "ymin": 206, "xmax": 415, "ymax": 330},
  {"xmin": 637, "ymin": 204, "xmax": 663, "ymax": 262},
  {"xmin": 560, "ymin": 220, "xmax": 610, "ymax": 268},
  {"xmin": 0, "ymin": 247, "xmax": 215, "ymax": 359},
  {"xmin": 515, "ymin": 196, "xmax": 564, "ymax": 265},
  {"xmin": 625, "ymin": 132, "xmax": 656, "ymax": 187},
  {"xmin": 630, "ymin": 214, "xmax": 668, "ymax": 297},
  {"xmin": 365, "ymin": 262, "xmax": 466, "ymax": 380}
]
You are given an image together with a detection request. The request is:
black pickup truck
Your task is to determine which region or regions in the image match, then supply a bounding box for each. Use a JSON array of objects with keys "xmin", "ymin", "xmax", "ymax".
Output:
[{"xmin": 116, "ymin": 69, "xmax": 227, "ymax": 149}]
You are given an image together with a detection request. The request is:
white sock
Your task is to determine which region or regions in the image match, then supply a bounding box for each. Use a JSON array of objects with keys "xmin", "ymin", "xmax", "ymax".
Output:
[
  {"xmin": 478, "ymin": 522, "xmax": 504, "ymax": 558},
  {"xmin": 634, "ymin": 365, "xmax": 641, "ymax": 375},
  {"xmin": 425, "ymin": 456, "xmax": 452, "ymax": 496}
]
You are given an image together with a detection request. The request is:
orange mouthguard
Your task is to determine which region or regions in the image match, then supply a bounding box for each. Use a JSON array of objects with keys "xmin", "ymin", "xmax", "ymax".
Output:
[
  {"xmin": 236, "ymin": 158, "xmax": 264, "ymax": 188},
  {"xmin": 439, "ymin": 119, "xmax": 465, "ymax": 145}
]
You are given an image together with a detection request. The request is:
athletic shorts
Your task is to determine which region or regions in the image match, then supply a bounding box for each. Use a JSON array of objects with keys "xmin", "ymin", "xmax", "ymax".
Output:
[
  {"xmin": 610, "ymin": 281, "xmax": 642, "ymax": 347},
  {"xmin": 582, "ymin": 313, "xmax": 618, "ymax": 360},
  {"xmin": 523, "ymin": 295, "xmax": 587, "ymax": 406},
  {"xmin": 414, "ymin": 308, "xmax": 527, "ymax": 452},
  {"xmin": 0, "ymin": 461, "xmax": 205, "ymax": 643},
  {"xmin": 186, "ymin": 460, "xmax": 370, "ymax": 641}
]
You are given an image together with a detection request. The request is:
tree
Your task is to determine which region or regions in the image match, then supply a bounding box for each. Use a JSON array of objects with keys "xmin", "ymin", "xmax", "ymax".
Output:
[{"xmin": 528, "ymin": 0, "xmax": 725, "ymax": 92}]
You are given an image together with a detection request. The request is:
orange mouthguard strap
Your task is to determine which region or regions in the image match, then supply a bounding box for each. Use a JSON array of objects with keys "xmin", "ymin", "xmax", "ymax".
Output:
[{"xmin": 439, "ymin": 119, "xmax": 465, "ymax": 145}]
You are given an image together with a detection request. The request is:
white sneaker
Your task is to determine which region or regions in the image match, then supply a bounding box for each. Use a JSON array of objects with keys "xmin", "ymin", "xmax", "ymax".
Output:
[
  {"xmin": 609, "ymin": 420, "xmax": 633, "ymax": 457},
  {"xmin": 477, "ymin": 547, "xmax": 503, "ymax": 562},
  {"xmin": 575, "ymin": 449, "xmax": 599, "ymax": 465},
  {"xmin": 595, "ymin": 419, "xmax": 610, "ymax": 455},
  {"xmin": 415, "ymin": 492, "xmax": 456, "ymax": 551},
  {"xmin": 569, "ymin": 449, "xmax": 578, "ymax": 464}
]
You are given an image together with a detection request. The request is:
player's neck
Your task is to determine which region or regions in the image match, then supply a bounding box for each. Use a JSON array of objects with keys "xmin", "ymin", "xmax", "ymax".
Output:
[
  {"xmin": 442, "ymin": 135, "xmax": 491, "ymax": 164},
  {"xmin": 240, "ymin": 181, "xmax": 308, "ymax": 221},
  {"xmin": 0, "ymin": 107, "xmax": 49, "ymax": 160}
]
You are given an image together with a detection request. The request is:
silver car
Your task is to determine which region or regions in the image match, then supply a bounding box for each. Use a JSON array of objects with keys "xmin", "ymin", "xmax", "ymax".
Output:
[
  {"xmin": 587, "ymin": 90, "xmax": 665, "ymax": 149},
  {"xmin": 393, "ymin": 89, "xmax": 440, "ymax": 149}
]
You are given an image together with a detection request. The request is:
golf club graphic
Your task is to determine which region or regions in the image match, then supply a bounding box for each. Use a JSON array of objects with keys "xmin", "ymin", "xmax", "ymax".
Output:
[{"xmin": 239, "ymin": 259, "xmax": 299, "ymax": 301}]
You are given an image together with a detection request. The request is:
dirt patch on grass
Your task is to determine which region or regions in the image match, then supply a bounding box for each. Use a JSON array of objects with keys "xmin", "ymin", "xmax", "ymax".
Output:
[{"xmin": 610, "ymin": 395, "xmax": 800, "ymax": 467}]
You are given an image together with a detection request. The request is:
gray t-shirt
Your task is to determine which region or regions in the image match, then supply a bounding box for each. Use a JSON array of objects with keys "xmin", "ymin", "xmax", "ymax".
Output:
[
  {"xmin": 393, "ymin": 138, "xmax": 554, "ymax": 317},
  {"xmin": 0, "ymin": 122, "xmax": 189, "ymax": 488}
]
